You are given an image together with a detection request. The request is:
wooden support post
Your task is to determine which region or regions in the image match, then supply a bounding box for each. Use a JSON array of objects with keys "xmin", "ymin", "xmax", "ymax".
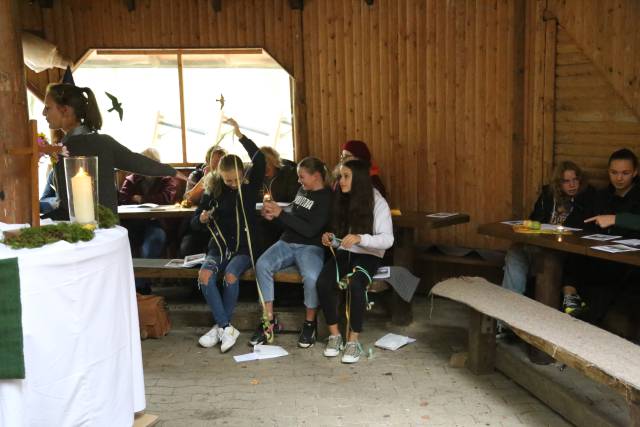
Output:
[
  {"xmin": 529, "ymin": 250, "xmax": 564, "ymax": 364},
  {"xmin": 0, "ymin": 0, "xmax": 32, "ymax": 224},
  {"xmin": 291, "ymin": 5, "xmax": 308, "ymax": 160},
  {"xmin": 391, "ymin": 226, "xmax": 415, "ymax": 325},
  {"xmin": 467, "ymin": 309, "xmax": 496, "ymax": 375},
  {"xmin": 29, "ymin": 121, "xmax": 40, "ymax": 227}
]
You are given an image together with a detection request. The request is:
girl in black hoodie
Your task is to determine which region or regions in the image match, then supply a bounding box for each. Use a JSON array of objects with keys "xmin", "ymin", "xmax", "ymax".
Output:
[{"xmin": 191, "ymin": 118, "xmax": 265, "ymax": 353}]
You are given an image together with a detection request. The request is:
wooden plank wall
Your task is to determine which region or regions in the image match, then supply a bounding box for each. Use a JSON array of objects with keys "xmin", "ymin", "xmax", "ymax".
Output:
[
  {"xmin": 554, "ymin": 27, "xmax": 640, "ymax": 189},
  {"xmin": 18, "ymin": 0, "xmax": 525, "ymax": 249},
  {"xmin": 303, "ymin": 0, "xmax": 523, "ymax": 248},
  {"xmin": 522, "ymin": 0, "xmax": 640, "ymax": 192},
  {"xmin": 548, "ymin": 0, "xmax": 640, "ymax": 119}
]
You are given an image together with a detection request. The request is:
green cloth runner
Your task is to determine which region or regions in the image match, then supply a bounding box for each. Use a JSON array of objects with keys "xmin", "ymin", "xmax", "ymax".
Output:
[{"xmin": 0, "ymin": 257, "xmax": 25, "ymax": 379}]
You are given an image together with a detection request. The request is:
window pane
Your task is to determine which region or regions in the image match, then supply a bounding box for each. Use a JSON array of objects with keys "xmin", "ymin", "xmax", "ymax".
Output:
[
  {"xmin": 182, "ymin": 54, "xmax": 294, "ymax": 164},
  {"xmin": 74, "ymin": 53, "xmax": 182, "ymax": 163}
]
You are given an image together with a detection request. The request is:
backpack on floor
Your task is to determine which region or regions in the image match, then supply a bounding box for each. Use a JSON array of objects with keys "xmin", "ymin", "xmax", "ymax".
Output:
[{"xmin": 136, "ymin": 293, "xmax": 171, "ymax": 339}]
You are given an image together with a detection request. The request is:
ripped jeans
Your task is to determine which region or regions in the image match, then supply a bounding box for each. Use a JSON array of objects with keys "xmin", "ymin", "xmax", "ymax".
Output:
[{"xmin": 198, "ymin": 253, "xmax": 252, "ymax": 327}]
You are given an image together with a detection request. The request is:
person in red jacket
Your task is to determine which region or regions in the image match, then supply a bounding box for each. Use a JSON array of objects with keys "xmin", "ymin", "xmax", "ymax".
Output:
[
  {"xmin": 118, "ymin": 147, "xmax": 178, "ymax": 293},
  {"xmin": 334, "ymin": 140, "xmax": 387, "ymax": 198}
]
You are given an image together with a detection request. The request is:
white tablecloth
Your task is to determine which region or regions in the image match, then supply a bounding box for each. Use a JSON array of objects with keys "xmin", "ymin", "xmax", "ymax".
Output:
[{"xmin": 0, "ymin": 226, "xmax": 145, "ymax": 427}]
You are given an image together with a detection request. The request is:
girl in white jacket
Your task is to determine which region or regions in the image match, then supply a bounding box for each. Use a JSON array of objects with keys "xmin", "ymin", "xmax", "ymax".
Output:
[{"xmin": 317, "ymin": 159, "xmax": 394, "ymax": 363}]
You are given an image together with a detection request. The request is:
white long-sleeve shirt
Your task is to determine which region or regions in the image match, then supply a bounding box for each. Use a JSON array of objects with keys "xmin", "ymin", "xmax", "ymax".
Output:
[{"xmin": 340, "ymin": 188, "xmax": 394, "ymax": 259}]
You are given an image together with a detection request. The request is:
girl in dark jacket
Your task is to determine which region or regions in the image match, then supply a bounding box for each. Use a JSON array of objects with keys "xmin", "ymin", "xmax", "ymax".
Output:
[
  {"xmin": 502, "ymin": 161, "xmax": 595, "ymax": 299},
  {"xmin": 192, "ymin": 118, "xmax": 265, "ymax": 353}
]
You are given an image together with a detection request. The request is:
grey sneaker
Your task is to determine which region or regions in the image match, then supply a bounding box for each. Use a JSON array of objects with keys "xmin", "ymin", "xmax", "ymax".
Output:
[
  {"xmin": 341, "ymin": 341, "xmax": 363, "ymax": 364},
  {"xmin": 323, "ymin": 335, "xmax": 343, "ymax": 357}
]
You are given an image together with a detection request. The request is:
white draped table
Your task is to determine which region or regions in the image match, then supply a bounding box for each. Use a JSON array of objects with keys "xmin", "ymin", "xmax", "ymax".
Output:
[{"xmin": 0, "ymin": 226, "xmax": 145, "ymax": 427}]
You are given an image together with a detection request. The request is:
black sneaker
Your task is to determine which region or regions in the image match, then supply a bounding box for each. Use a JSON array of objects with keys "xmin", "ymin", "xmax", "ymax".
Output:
[
  {"xmin": 563, "ymin": 293, "xmax": 587, "ymax": 317},
  {"xmin": 248, "ymin": 317, "xmax": 282, "ymax": 346},
  {"xmin": 298, "ymin": 320, "xmax": 316, "ymax": 348}
]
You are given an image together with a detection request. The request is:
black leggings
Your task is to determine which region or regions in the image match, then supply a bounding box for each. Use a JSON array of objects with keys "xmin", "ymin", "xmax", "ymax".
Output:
[{"xmin": 317, "ymin": 250, "xmax": 382, "ymax": 333}]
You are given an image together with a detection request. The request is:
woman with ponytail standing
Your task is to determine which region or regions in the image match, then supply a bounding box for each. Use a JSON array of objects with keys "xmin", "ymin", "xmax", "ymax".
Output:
[
  {"xmin": 42, "ymin": 83, "xmax": 181, "ymax": 219},
  {"xmin": 192, "ymin": 118, "xmax": 265, "ymax": 353},
  {"xmin": 318, "ymin": 159, "xmax": 394, "ymax": 363}
]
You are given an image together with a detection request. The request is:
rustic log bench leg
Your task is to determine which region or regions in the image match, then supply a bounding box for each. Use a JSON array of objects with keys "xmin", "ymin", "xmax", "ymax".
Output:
[
  {"xmin": 467, "ymin": 308, "xmax": 496, "ymax": 375},
  {"xmin": 631, "ymin": 400, "xmax": 640, "ymax": 427},
  {"xmin": 529, "ymin": 250, "xmax": 564, "ymax": 365}
]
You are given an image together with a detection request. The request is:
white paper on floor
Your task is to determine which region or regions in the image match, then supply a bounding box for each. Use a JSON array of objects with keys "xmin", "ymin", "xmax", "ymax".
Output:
[
  {"xmin": 374, "ymin": 333, "xmax": 416, "ymax": 351},
  {"xmin": 233, "ymin": 345, "xmax": 289, "ymax": 363}
]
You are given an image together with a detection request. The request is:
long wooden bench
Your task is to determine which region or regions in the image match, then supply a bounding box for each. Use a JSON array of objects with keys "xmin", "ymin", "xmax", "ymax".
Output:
[
  {"xmin": 431, "ymin": 276, "xmax": 640, "ymax": 427},
  {"xmin": 132, "ymin": 258, "xmax": 304, "ymax": 283},
  {"xmin": 133, "ymin": 257, "xmax": 394, "ymax": 315}
]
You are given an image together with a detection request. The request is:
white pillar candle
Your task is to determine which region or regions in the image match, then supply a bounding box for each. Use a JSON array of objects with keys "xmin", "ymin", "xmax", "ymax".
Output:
[{"xmin": 71, "ymin": 167, "xmax": 95, "ymax": 223}]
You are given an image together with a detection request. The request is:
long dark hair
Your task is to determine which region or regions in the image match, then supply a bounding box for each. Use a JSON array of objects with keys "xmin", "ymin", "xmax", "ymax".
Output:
[
  {"xmin": 332, "ymin": 159, "xmax": 374, "ymax": 237},
  {"xmin": 46, "ymin": 83, "xmax": 102, "ymax": 131}
]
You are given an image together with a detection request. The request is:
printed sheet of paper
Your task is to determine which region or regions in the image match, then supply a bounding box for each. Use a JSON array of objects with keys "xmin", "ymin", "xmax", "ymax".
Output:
[
  {"xmin": 183, "ymin": 253, "xmax": 206, "ymax": 267},
  {"xmin": 613, "ymin": 239, "xmax": 640, "ymax": 246},
  {"xmin": 374, "ymin": 333, "xmax": 416, "ymax": 351},
  {"xmin": 540, "ymin": 224, "xmax": 582, "ymax": 232},
  {"xmin": 426, "ymin": 212, "xmax": 459, "ymax": 218},
  {"xmin": 581, "ymin": 234, "xmax": 622, "ymax": 241},
  {"xmin": 590, "ymin": 244, "xmax": 640, "ymax": 253},
  {"xmin": 372, "ymin": 266, "xmax": 390, "ymax": 279},
  {"xmin": 234, "ymin": 345, "xmax": 289, "ymax": 363},
  {"xmin": 164, "ymin": 259, "xmax": 186, "ymax": 268}
]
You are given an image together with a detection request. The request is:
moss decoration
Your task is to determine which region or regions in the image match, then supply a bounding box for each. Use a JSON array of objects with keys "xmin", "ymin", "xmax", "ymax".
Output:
[
  {"xmin": 2, "ymin": 205, "xmax": 119, "ymax": 249},
  {"xmin": 97, "ymin": 204, "xmax": 119, "ymax": 229},
  {"xmin": 3, "ymin": 223, "xmax": 94, "ymax": 249}
]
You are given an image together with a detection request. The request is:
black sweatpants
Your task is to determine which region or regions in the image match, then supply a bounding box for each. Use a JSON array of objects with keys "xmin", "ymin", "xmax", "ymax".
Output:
[{"xmin": 317, "ymin": 249, "xmax": 382, "ymax": 333}]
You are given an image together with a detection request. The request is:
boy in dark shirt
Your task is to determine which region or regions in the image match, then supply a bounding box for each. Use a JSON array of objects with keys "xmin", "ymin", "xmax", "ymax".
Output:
[{"xmin": 567, "ymin": 149, "xmax": 640, "ymax": 329}]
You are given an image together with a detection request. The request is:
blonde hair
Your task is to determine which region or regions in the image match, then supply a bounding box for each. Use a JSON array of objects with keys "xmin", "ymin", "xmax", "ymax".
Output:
[
  {"xmin": 204, "ymin": 154, "xmax": 246, "ymax": 198},
  {"xmin": 260, "ymin": 146, "xmax": 283, "ymax": 169},
  {"xmin": 141, "ymin": 147, "xmax": 161, "ymax": 162}
]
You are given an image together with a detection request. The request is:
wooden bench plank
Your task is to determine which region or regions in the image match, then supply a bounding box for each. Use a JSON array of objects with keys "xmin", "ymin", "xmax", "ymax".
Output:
[
  {"xmin": 132, "ymin": 258, "xmax": 303, "ymax": 283},
  {"xmin": 432, "ymin": 277, "xmax": 640, "ymax": 405}
]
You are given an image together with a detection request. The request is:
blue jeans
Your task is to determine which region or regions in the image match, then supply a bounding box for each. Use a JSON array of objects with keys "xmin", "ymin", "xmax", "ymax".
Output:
[
  {"xmin": 255, "ymin": 240, "xmax": 325, "ymax": 308},
  {"xmin": 502, "ymin": 244, "xmax": 538, "ymax": 295},
  {"xmin": 199, "ymin": 253, "xmax": 252, "ymax": 327},
  {"xmin": 136, "ymin": 223, "xmax": 167, "ymax": 293},
  {"xmin": 141, "ymin": 223, "xmax": 166, "ymax": 258}
]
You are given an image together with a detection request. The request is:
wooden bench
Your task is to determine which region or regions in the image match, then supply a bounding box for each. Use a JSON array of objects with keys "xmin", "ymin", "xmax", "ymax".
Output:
[
  {"xmin": 132, "ymin": 258, "xmax": 304, "ymax": 283},
  {"xmin": 133, "ymin": 258, "xmax": 397, "ymax": 321},
  {"xmin": 431, "ymin": 276, "xmax": 640, "ymax": 426}
]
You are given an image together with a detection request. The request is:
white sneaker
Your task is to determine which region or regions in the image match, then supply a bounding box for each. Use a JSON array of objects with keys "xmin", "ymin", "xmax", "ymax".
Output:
[
  {"xmin": 198, "ymin": 324, "xmax": 220, "ymax": 348},
  {"xmin": 341, "ymin": 341, "xmax": 363, "ymax": 364},
  {"xmin": 323, "ymin": 335, "xmax": 343, "ymax": 357},
  {"xmin": 220, "ymin": 325, "xmax": 240, "ymax": 353}
]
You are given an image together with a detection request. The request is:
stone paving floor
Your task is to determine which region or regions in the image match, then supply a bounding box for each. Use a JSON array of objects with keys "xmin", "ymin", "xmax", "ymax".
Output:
[{"xmin": 141, "ymin": 297, "xmax": 571, "ymax": 426}]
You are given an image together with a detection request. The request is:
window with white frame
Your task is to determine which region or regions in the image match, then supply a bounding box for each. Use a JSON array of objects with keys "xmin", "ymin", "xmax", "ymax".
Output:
[{"xmin": 72, "ymin": 49, "xmax": 294, "ymax": 165}]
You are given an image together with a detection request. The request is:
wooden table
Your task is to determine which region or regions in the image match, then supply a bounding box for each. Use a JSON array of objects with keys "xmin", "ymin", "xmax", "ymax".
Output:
[
  {"xmin": 480, "ymin": 221, "xmax": 640, "ymax": 364},
  {"xmin": 479, "ymin": 222, "xmax": 640, "ymax": 308},
  {"xmin": 118, "ymin": 205, "xmax": 196, "ymax": 219},
  {"xmin": 390, "ymin": 211, "xmax": 471, "ymax": 325}
]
